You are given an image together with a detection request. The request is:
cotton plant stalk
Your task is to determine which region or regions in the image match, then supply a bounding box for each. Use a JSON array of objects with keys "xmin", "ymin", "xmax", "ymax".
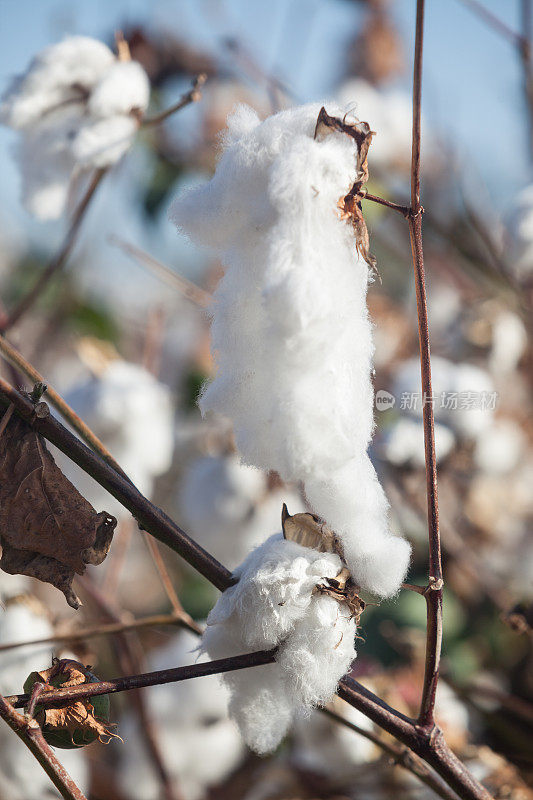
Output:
[{"xmin": 172, "ymin": 103, "xmax": 411, "ymax": 597}]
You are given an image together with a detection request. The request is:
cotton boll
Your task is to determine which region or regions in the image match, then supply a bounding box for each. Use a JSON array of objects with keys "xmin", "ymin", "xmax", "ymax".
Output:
[
  {"xmin": 88, "ymin": 61, "xmax": 150, "ymax": 118},
  {"xmin": 178, "ymin": 453, "xmax": 305, "ymax": 568},
  {"xmin": 201, "ymin": 536, "xmax": 357, "ymax": 752},
  {"xmin": 171, "ymin": 103, "xmax": 411, "ymax": 597},
  {"xmin": 72, "ymin": 114, "xmax": 139, "ymax": 168},
  {"xmin": 380, "ymin": 417, "xmax": 455, "ymax": 468},
  {"xmin": 474, "ymin": 419, "xmax": 525, "ymax": 475},
  {"xmin": 61, "ymin": 360, "xmax": 174, "ymax": 514},
  {"xmin": 0, "ymin": 36, "xmax": 114, "ymax": 130},
  {"xmin": 16, "ymin": 106, "xmax": 81, "ymax": 219}
]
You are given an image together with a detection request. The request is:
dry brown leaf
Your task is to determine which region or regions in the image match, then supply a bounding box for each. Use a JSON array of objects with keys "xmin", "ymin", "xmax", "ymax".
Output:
[
  {"xmin": 24, "ymin": 659, "xmax": 117, "ymax": 748},
  {"xmin": 0, "ymin": 411, "xmax": 116, "ymax": 608},
  {"xmin": 281, "ymin": 504, "xmax": 365, "ymax": 623},
  {"xmin": 314, "ymin": 106, "xmax": 379, "ymax": 277}
]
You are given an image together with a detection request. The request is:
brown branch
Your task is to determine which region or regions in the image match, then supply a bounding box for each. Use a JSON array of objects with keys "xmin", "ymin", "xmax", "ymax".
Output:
[
  {"xmin": 406, "ymin": 0, "xmax": 444, "ymax": 731},
  {"xmin": 0, "ymin": 694, "xmax": 88, "ymax": 800},
  {"xmin": 6, "ymin": 649, "xmax": 278, "ymax": 709},
  {"xmin": 320, "ymin": 706, "xmax": 460, "ymax": 800},
  {"xmin": 363, "ymin": 191, "xmax": 411, "ymax": 217},
  {"xmin": 1, "ymin": 169, "xmax": 106, "ymax": 333},
  {"xmin": 0, "ymin": 612, "xmax": 192, "ymax": 653},
  {"xmin": 0, "ymin": 334, "xmax": 125, "ymax": 477},
  {"xmin": 0, "ymin": 376, "xmax": 233, "ymax": 591},
  {"xmin": 142, "ymin": 74, "xmax": 207, "ymax": 127}
]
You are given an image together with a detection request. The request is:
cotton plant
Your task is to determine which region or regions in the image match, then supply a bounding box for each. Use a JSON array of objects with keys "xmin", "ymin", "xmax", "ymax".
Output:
[
  {"xmin": 118, "ymin": 630, "xmax": 244, "ymax": 800},
  {"xmin": 0, "ymin": 597, "xmax": 88, "ymax": 799},
  {"xmin": 178, "ymin": 452, "xmax": 305, "ymax": 569},
  {"xmin": 200, "ymin": 534, "xmax": 360, "ymax": 754},
  {"xmin": 172, "ymin": 103, "xmax": 411, "ymax": 598},
  {"xmin": 0, "ymin": 35, "xmax": 150, "ymax": 219},
  {"xmin": 60, "ymin": 359, "xmax": 174, "ymax": 516}
]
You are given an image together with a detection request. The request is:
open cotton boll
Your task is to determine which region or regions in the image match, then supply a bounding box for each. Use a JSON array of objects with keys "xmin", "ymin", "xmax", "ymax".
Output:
[
  {"xmin": 171, "ymin": 102, "xmax": 411, "ymax": 597},
  {"xmin": 1, "ymin": 35, "xmax": 149, "ymax": 218},
  {"xmin": 474, "ymin": 419, "xmax": 525, "ymax": 475},
  {"xmin": 489, "ymin": 310, "xmax": 527, "ymax": 376},
  {"xmin": 88, "ymin": 61, "xmax": 150, "ymax": 118},
  {"xmin": 201, "ymin": 535, "xmax": 357, "ymax": 753},
  {"xmin": 72, "ymin": 114, "xmax": 139, "ymax": 168},
  {"xmin": 0, "ymin": 36, "xmax": 114, "ymax": 130},
  {"xmin": 178, "ymin": 453, "xmax": 305, "ymax": 568}
]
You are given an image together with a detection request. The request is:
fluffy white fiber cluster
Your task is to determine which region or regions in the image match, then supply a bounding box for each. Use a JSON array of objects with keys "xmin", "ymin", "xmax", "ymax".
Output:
[
  {"xmin": 172, "ymin": 103, "xmax": 410, "ymax": 597},
  {"xmin": 201, "ymin": 534, "xmax": 357, "ymax": 754},
  {"xmin": 0, "ymin": 36, "xmax": 149, "ymax": 219}
]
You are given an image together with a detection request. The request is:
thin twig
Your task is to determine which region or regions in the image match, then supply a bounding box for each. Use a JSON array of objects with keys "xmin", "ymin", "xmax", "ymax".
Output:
[
  {"xmin": 109, "ymin": 235, "xmax": 212, "ymax": 307},
  {"xmin": 142, "ymin": 74, "xmax": 207, "ymax": 127},
  {"xmin": 142, "ymin": 533, "xmax": 203, "ymax": 635},
  {"xmin": 406, "ymin": 0, "xmax": 444, "ymax": 730},
  {"xmin": 0, "ymin": 694, "xmax": 88, "ymax": 800},
  {"xmin": 6, "ymin": 649, "xmax": 278, "ymax": 709},
  {"xmin": 363, "ymin": 191, "xmax": 411, "ymax": 217},
  {"xmin": 321, "ymin": 706, "xmax": 460, "ymax": 800},
  {"xmin": 1, "ymin": 169, "xmax": 106, "ymax": 333},
  {"xmin": 0, "ymin": 612, "xmax": 193, "ymax": 653},
  {"xmin": 0, "ymin": 334, "xmax": 125, "ymax": 476},
  {"xmin": 455, "ymin": 0, "xmax": 526, "ymax": 47}
]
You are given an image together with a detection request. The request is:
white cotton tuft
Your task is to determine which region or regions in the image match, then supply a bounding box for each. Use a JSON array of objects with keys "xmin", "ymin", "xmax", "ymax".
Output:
[
  {"xmin": 201, "ymin": 535, "xmax": 356, "ymax": 753},
  {"xmin": 87, "ymin": 61, "xmax": 150, "ymax": 118},
  {"xmin": 1, "ymin": 36, "xmax": 150, "ymax": 218},
  {"xmin": 171, "ymin": 103, "xmax": 411, "ymax": 597}
]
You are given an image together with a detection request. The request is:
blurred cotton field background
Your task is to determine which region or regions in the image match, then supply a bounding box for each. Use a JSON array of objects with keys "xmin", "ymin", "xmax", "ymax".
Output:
[{"xmin": 0, "ymin": 1, "xmax": 532, "ymax": 799}]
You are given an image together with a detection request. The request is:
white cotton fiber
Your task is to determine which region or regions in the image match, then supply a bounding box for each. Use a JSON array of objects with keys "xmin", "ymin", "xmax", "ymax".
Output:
[
  {"xmin": 0, "ymin": 36, "xmax": 150, "ymax": 219},
  {"xmin": 201, "ymin": 535, "xmax": 357, "ymax": 753},
  {"xmin": 171, "ymin": 103, "xmax": 411, "ymax": 597}
]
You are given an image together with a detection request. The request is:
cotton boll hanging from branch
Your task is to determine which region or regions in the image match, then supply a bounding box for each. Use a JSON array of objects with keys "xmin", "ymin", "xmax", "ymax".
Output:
[
  {"xmin": 200, "ymin": 535, "xmax": 360, "ymax": 754},
  {"xmin": 171, "ymin": 103, "xmax": 411, "ymax": 597}
]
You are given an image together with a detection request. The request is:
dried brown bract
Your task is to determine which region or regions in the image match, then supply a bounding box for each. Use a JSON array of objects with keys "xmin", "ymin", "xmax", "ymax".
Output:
[
  {"xmin": 314, "ymin": 106, "xmax": 379, "ymax": 277},
  {"xmin": 0, "ymin": 408, "xmax": 116, "ymax": 608},
  {"xmin": 282, "ymin": 504, "xmax": 365, "ymax": 624}
]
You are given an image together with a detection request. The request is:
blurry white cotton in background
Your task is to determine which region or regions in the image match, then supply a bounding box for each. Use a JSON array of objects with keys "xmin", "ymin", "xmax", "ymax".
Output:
[
  {"xmin": 118, "ymin": 629, "xmax": 244, "ymax": 800},
  {"xmin": 59, "ymin": 360, "xmax": 174, "ymax": 516},
  {"xmin": 393, "ymin": 356, "xmax": 495, "ymax": 440},
  {"xmin": 0, "ymin": 36, "xmax": 150, "ymax": 219},
  {"xmin": 508, "ymin": 183, "xmax": 533, "ymax": 283},
  {"xmin": 379, "ymin": 417, "xmax": 455, "ymax": 468},
  {"xmin": 172, "ymin": 103, "xmax": 411, "ymax": 598},
  {"xmin": 178, "ymin": 453, "xmax": 305, "ymax": 569}
]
